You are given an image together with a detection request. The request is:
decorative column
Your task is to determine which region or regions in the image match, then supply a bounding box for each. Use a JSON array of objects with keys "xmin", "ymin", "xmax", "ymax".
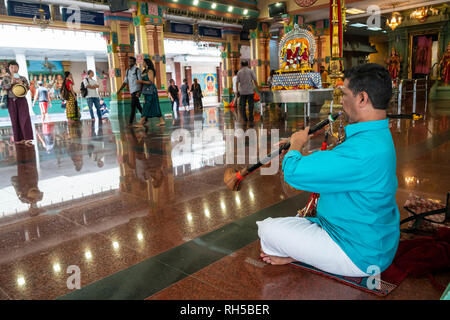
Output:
[
  {"xmin": 103, "ymin": 10, "xmax": 135, "ymax": 121},
  {"xmin": 86, "ymin": 55, "xmax": 97, "ymax": 80},
  {"xmin": 249, "ymin": 23, "xmax": 270, "ymax": 86},
  {"xmin": 15, "ymin": 51, "xmax": 34, "ymax": 116},
  {"xmin": 61, "ymin": 61, "xmax": 72, "ymax": 73},
  {"xmin": 329, "ymin": 0, "xmax": 345, "ymax": 82},
  {"xmin": 133, "ymin": 1, "xmax": 170, "ymax": 114},
  {"xmin": 103, "ymin": 11, "xmax": 134, "ymax": 101},
  {"xmin": 221, "ymin": 28, "xmax": 241, "ymax": 103}
]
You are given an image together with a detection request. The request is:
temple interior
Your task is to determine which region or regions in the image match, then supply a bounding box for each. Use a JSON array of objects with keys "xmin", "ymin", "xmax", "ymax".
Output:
[{"xmin": 0, "ymin": 0, "xmax": 449, "ymax": 301}]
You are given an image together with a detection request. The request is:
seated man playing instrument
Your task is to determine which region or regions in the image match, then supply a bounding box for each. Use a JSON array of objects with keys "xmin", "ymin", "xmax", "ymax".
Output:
[{"xmin": 257, "ymin": 63, "xmax": 400, "ymax": 277}]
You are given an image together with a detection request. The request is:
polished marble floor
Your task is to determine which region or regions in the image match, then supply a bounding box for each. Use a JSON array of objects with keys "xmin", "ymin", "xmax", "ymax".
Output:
[{"xmin": 0, "ymin": 101, "xmax": 449, "ymax": 300}]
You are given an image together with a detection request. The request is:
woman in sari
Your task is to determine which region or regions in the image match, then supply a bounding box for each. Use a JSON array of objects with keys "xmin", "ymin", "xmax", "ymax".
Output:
[
  {"xmin": 134, "ymin": 58, "xmax": 165, "ymax": 127},
  {"xmin": 61, "ymin": 71, "xmax": 80, "ymax": 123}
]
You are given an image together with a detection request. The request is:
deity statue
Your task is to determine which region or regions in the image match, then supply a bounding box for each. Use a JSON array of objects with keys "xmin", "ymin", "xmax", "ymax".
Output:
[
  {"xmin": 281, "ymin": 42, "xmax": 301, "ymax": 70},
  {"xmin": 385, "ymin": 47, "xmax": 402, "ymax": 80},
  {"xmin": 438, "ymin": 42, "xmax": 450, "ymax": 85}
]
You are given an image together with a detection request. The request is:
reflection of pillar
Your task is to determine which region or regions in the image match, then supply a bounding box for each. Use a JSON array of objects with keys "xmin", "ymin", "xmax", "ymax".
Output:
[
  {"xmin": 15, "ymin": 52, "xmax": 34, "ymax": 116},
  {"xmin": 221, "ymin": 28, "xmax": 241, "ymax": 102},
  {"xmin": 86, "ymin": 55, "xmax": 97, "ymax": 80}
]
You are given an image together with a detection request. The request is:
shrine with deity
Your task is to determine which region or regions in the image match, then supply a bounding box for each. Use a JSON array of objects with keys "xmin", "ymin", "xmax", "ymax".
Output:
[{"xmin": 271, "ymin": 25, "xmax": 322, "ymax": 91}]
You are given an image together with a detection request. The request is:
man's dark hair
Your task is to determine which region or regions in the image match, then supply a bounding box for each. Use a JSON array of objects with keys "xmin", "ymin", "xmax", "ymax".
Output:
[
  {"xmin": 183, "ymin": 78, "xmax": 187, "ymax": 82},
  {"xmin": 128, "ymin": 56, "xmax": 136, "ymax": 62},
  {"xmin": 241, "ymin": 60, "xmax": 249, "ymax": 67},
  {"xmin": 343, "ymin": 63, "xmax": 392, "ymax": 110},
  {"xmin": 234, "ymin": 70, "xmax": 239, "ymax": 75},
  {"xmin": 87, "ymin": 70, "xmax": 94, "ymax": 76}
]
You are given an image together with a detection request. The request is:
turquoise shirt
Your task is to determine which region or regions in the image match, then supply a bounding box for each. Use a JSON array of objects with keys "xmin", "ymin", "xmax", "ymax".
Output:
[{"xmin": 282, "ymin": 119, "xmax": 400, "ymax": 273}]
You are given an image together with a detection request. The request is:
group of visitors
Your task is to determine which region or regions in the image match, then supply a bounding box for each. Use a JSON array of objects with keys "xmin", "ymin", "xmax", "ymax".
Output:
[
  {"xmin": 0, "ymin": 59, "xmax": 110, "ymax": 147},
  {"xmin": 117, "ymin": 56, "xmax": 204, "ymax": 128}
]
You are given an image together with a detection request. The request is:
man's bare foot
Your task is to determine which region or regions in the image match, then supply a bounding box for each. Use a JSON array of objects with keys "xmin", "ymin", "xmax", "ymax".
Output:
[{"xmin": 260, "ymin": 251, "xmax": 295, "ymax": 265}]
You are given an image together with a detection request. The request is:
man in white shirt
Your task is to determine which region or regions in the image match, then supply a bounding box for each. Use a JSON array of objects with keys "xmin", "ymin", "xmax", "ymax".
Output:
[{"xmin": 84, "ymin": 70, "xmax": 102, "ymax": 121}]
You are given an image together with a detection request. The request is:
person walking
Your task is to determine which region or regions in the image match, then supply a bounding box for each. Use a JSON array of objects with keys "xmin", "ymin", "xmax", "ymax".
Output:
[
  {"xmin": 117, "ymin": 56, "xmax": 143, "ymax": 126},
  {"xmin": 33, "ymin": 80, "xmax": 51, "ymax": 123},
  {"xmin": 61, "ymin": 71, "xmax": 80, "ymax": 123},
  {"xmin": 236, "ymin": 60, "xmax": 258, "ymax": 123},
  {"xmin": 134, "ymin": 58, "xmax": 164, "ymax": 128},
  {"xmin": 168, "ymin": 79, "xmax": 180, "ymax": 125},
  {"xmin": 83, "ymin": 70, "xmax": 102, "ymax": 122},
  {"xmin": 191, "ymin": 78, "xmax": 203, "ymax": 110},
  {"xmin": 180, "ymin": 78, "xmax": 192, "ymax": 113},
  {"xmin": 1, "ymin": 60, "xmax": 34, "ymax": 146}
]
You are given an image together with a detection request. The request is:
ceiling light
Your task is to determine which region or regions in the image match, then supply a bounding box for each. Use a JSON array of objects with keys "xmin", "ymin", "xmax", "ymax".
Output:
[
  {"xmin": 386, "ymin": 12, "xmax": 402, "ymax": 30},
  {"xmin": 17, "ymin": 276, "xmax": 25, "ymax": 286},
  {"xmin": 211, "ymin": 3, "xmax": 216, "ymax": 9},
  {"xmin": 350, "ymin": 23, "xmax": 367, "ymax": 28},
  {"xmin": 228, "ymin": 6, "xmax": 233, "ymax": 12},
  {"xmin": 193, "ymin": 0, "xmax": 199, "ymax": 5},
  {"xmin": 367, "ymin": 27, "xmax": 382, "ymax": 31},
  {"xmin": 346, "ymin": 8, "xmax": 365, "ymax": 15},
  {"xmin": 53, "ymin": 263, "xmax": 61, "ymax": 273},
  {"xmin": 243, "ymin": 9, "xmax": 248, "ymax": 15}
]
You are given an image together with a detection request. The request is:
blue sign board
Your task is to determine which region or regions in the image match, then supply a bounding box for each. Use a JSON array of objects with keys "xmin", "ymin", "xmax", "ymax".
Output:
[
  {"xmin": 170, "ymin": 23, "xmax": 193, "ymax": 35},
  {"xmin": 61, "ymin": 8, "xmax": 104, "ymax": 26},
  {"xmin": 199, "ymin": 26, "xmax": 221, "ymax": 38},
  {"xmin": 7, "ymin": 0, "xmax": 50, "ymax": 19}
]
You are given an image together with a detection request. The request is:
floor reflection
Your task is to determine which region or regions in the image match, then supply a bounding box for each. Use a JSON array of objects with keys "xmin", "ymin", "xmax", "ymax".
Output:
[{"xmin": 0, "ymin": 101, "xmax": 448, "ymax": 299}]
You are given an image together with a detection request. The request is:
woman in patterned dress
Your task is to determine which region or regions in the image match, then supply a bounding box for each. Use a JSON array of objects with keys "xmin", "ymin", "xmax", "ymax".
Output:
[
  {"xmin": 1, "ymin": 60, "xmax": 34, "ymax": 146},
  {"xmin": 61, "ymin": 71, "xmax": 80, "ymax": 123}
]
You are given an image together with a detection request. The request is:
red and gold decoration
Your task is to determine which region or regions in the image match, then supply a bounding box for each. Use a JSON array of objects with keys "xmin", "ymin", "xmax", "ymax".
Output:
[
  {"xmin": 410, "ymin": 7, "xmax": 439, "ymax": 23},
  {"xmin": 438, "ymin": 42, "xmax": 450, "ymax": 85},
  {"xmin": 385, "ymin": 47, "xmax": 402, "ymax": 84},
  {"xmin": 272, "ymin": 24, "xmax": 320, "ymax": 90}
]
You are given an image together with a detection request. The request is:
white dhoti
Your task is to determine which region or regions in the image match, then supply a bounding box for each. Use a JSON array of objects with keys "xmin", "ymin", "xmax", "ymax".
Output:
[{"xmin": 257, "ymin": 217, "xmax": 368, "ymax": 277}]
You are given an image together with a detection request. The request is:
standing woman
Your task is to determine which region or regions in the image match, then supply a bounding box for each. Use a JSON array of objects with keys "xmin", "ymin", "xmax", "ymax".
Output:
[
  {"xmin": 1, "ymin": 60, "xmax": 34, "ymax": 146},
  {"xmin": 191, "ymin": 78, "xmax": 203, "ymax": 110},
  {"xmin": 61, "ymin": 71, "xmax": 80, "ymax": 123},
  {"xmin": 135, "ymin": 58, "xmax": 165, "ymax": 127},
  {"xmin": 168, "ymin": 79, "xmax": 180, "ymax": 125}
]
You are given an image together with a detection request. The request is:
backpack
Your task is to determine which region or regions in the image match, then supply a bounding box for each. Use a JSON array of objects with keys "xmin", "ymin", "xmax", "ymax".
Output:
[
  {"xmin": 126, "ymin": 67, "xmax": 139, "ymax": 80},
  {"xmin": 80, "ymin": 78, "xmax": 88, "ymax": 98}
]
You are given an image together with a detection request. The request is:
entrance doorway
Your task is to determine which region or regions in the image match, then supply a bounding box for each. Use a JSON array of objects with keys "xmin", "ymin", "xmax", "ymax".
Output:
[{"xmin": 164, "ymin": 39, "xmax": 221, "ymax": 106}]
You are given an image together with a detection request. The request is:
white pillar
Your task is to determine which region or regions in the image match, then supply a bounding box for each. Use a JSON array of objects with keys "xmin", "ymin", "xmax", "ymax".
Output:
[
  {"xmin": 15, "ymin": 51, "xmax": 35, "ymax": 116},
  {"xmin": 86, "ymin": 55, "xmax": 97, "ymax": 80}
]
